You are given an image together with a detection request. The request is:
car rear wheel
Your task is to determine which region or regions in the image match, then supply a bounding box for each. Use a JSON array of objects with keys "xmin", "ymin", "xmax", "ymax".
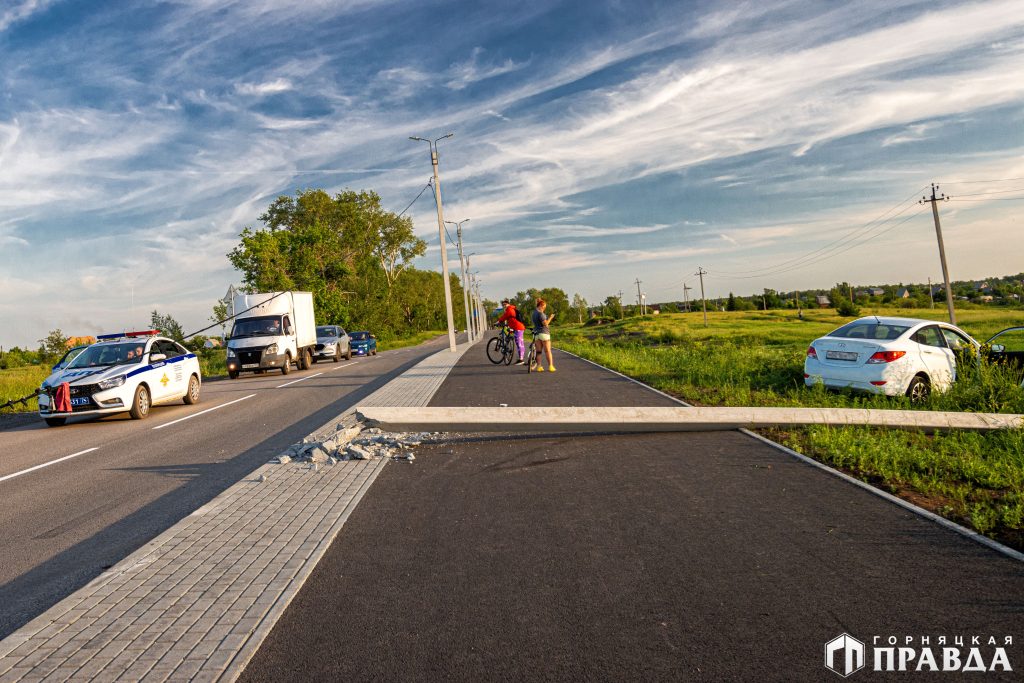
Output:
[
  {"xmin": 129, "ymin": 384, "xmax": 151, "ymax": 419},
  {"xmin": 183, "ymin": 374, "xmax": 201, "ymax": 405},
  {"xmin": 906, "ymin": 375, "xmax": 930, "ymax": 402},
  {"xmin": 45, "ymin": 417, "xmax": 66, "ymax": 427},
  {"xmin": 298, "ymin": 348, "xmax": 312, "ymax": 370}
]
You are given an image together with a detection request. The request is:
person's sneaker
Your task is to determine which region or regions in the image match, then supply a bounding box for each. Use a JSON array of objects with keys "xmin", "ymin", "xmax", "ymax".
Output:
[
  {"xmin": 515, "ymin": 359, "xmax": 525, "ymax": 365},
  {"xmin": 536, "ymin": 366, "xmax": 545, "ymax": 372},
  {"xmin": 548, "ymin": 367, "xmax": 557, "ymax": 372}
]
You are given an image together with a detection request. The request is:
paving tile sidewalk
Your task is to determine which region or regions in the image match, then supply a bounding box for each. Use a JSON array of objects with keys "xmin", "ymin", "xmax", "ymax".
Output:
[{"xmin": 0, "ymin": 341, "xmax": 476, "ymax": 683}]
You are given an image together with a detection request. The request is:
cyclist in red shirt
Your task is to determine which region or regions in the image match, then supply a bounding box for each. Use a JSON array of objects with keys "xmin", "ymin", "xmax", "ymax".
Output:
[{"xmin": 496, "ymin": 298, "xmax": 526, "ymax": 365}]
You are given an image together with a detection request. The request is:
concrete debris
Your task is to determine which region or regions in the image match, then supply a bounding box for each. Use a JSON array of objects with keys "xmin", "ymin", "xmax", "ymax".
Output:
[
  {"xmin": 280, "ymin": 419, "xmax": 439, "ymax": 465},
  {"xmin": 258, "ymin": 473, "xmax": 267, "ymax": 483}
]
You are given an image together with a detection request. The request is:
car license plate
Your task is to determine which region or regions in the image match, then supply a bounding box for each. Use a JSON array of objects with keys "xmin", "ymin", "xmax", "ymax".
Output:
[
  {"xmin": 71, "ymin": 397, "xmax": 90, "ymax": 406},
  {"xmin": 826, "ymin": 351, "xmax": 858, "ymax": 361},
  {"xmin": 242, "ymin": 363, "xmax": 259, "ymax": 369}
]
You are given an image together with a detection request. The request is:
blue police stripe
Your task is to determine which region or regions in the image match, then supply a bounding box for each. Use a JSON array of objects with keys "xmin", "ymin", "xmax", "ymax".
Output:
[{"xmin": 125, "ymin": 353, "xmax": 197, "ymax": 379}]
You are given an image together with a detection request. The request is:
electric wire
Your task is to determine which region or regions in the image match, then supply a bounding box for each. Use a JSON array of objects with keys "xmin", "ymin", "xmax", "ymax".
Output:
[{"xmin": 711, "ymin": 185, "xmax": 928, "ymax": 277}]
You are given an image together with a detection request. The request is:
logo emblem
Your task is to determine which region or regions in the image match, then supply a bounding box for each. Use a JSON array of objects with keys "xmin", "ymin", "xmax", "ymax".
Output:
[
  {"xmin": 160, "ymin": 373, "xmax": 170, "ymax": 387},
  {"xmin": 826, "ymin": 633, "xmax": 865, "ymax": 677}
]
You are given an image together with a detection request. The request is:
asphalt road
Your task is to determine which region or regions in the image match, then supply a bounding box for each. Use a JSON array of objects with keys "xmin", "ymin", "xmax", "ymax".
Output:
[
  {"xmin": 0, "ymin": 336, "xmax": 455, "ymax": 640},
  {"xmin": 242, "ymin": 343, "xmax": 1024, "ymax": 682}
]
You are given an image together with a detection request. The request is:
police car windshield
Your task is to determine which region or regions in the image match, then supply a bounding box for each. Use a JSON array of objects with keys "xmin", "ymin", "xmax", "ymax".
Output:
[
  {"xmin": 231, "ymin": 316, "xmax": 282, "ymax": 338},
  {"xmin": 66, "ymin": 343, "xmax": 147, "ymax": 369}
]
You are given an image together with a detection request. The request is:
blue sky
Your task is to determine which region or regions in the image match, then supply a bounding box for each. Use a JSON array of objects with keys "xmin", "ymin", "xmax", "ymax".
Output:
[{"xmin": 1, "ymin": 0, "xmax": 1023, "ymax": 347}]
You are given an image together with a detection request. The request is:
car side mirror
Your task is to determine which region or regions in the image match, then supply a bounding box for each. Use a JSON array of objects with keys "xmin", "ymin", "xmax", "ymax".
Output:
[
  {"xmin": 991, "ymin": 344, "xmax": 1005, "ymax": 353},
  {"xmin": 150, "ymin": 353, "xmax": 167, "ymax": 362},
  {"xmin": 286, "ymin": 326, "xmax": 294, "ymax": 335}
]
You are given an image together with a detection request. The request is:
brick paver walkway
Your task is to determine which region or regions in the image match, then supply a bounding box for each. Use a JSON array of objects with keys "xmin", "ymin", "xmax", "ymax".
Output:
[{"xmin": 0, "ymin": 340, "xmax": 475, "ymax": 682}]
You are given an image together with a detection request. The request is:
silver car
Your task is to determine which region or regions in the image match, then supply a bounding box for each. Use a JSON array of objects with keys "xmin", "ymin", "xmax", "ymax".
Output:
[{"xmin": 314, "ymin": 325, "xmax": 351, "ymax": 362}]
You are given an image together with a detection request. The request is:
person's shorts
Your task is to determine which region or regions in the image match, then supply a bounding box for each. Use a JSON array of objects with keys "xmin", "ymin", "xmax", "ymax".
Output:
[{"xmin": 536, "ymin": 333, "xmax": 551, "ymax": 341}]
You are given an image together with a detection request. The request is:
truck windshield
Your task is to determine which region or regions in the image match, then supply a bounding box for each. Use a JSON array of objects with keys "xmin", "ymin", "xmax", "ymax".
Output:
[{"xmin": 231, "ymin": 316, "xmax": 283, "ymax": 338}]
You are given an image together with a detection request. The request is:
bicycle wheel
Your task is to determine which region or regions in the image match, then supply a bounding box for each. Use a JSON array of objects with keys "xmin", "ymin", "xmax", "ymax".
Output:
[
  {"xmin": 527, "ymin": 342, "xmax": 538, "ymax": 372},
  {"xmin": 486, "ymin": 337, "xmax": 505, "ymax": 364},
  {"xmin": 503, "ymin": 340, "xmax": 515, "ymax": 365}
]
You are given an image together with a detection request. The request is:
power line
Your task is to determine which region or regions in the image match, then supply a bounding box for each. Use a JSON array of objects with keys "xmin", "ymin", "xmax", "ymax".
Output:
[
  {"xmin": 948, "ymin": 196, "xmax": 1024, "ymax": 202},
  {"xmin": 712, "ymin": 185, "xmax": 927, "ymax": 277},
  {"xmin": 396, "ymin": 179, "xmax": 433, "ymax": 217},
  {"xmin": 711, "ymin": 207, "xmax": 926, "ymax": 280},
  {"xmin": 944, "ymin": 186, "xmax": 1024, "ymax": 198},
  {"xmin": 938, "ymin": 176, "xmax": 1024, "ymax": 184}
]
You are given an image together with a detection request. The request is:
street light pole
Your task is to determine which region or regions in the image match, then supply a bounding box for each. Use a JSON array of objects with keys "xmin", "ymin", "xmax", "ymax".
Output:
[
  {"xmin": 445, "ymin": 219, "xmax": 473, "ymax": 343},
  {"xmin": 410, "ymin": 133, "xmax": 457, "ymax": 352}
]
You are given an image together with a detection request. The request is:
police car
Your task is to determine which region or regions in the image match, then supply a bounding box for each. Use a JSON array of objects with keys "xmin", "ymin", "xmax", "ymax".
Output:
[{"xmin": 37, "ymin": 330, "xmax": 201, "ymax": 427}]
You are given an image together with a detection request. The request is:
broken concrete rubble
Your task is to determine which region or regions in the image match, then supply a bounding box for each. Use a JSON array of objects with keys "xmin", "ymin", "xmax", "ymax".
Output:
[{"xmin": 272, "ymin": 416, "xmax": 441, "ymax": 465}]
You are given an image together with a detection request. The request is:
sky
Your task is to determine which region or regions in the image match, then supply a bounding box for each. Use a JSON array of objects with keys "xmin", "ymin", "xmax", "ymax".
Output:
[{"xmin": 1, "ymin": 0, "xmax": 1023, "ymax": 347}]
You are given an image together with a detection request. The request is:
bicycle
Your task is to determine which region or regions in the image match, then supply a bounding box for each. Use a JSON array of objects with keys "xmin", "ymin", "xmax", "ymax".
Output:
[
  {"xmin": 486, "ymin": 325, "xmax": 516, "ymax": 365},
  {"xmin": 526, "ymin": 332, "xmax": 539, "ymax": 373}
]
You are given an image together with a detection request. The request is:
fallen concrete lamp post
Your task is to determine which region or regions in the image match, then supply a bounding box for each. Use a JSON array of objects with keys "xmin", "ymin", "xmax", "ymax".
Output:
[{"xmin": 356, "ymin": 406, "xmax": 1024, "ymax": 434}]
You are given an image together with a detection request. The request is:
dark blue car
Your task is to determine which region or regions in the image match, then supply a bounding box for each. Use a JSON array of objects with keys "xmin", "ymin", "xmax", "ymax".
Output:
[{"xmin": 349, "ymin": 331, "xmax": 377, "ymax": 356}]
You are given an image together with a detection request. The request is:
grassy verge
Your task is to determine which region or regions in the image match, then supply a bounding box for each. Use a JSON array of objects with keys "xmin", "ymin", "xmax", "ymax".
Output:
[
  {"xmin": 558, "ymin": 308, "xmax": 1024, "ymax": 550},
  {"xmin": 377, "ymin": 330, "xmax": 448, "ymax": 352},
  {"xmin": 0, "ymin": 366, "xmax": 50, "ymax": 413}
]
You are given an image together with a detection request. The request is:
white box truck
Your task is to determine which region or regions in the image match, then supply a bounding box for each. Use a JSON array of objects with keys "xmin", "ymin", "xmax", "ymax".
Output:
[{"xmin": 225, "ymin": 291, "xmax": 317, "ymax": 378}]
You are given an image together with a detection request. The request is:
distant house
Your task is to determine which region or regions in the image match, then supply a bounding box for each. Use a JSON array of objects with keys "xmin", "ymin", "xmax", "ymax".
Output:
[
  {"xmin": 650, "ymin": 305, "xmax": 661, "ymax": 315},
  {"xmin": 856, "ymin": 290, "xmax": 870, "ymax": 298},
  {"xmin": 869, "ymin": 288, "xmax": 885, "ymax": 297},
  {"xmin": 816, "ymin": 295, "xmax": 831, "ymax": 308},
  {"xmin": 204, "ymin": 338, "xmax": 222, "ymax": 348},
  {"xmin": 896, "ymin": 287, "xmax": 911, "ymax": 299},
  {"xmin": 978, "ymin": 295, "xmax": 994, "ymax": 303},
  {"xmin": 974, "ymin": 281, "xmax": 991, "ymax": 292},
  {"xmin": 66, "ymin": 336, "xmax": 96, "ymax": 348}
]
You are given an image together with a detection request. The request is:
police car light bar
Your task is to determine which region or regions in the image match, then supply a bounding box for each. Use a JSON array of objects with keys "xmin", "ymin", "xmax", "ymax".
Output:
[{"xmin": 96, "ymin": 330, "xmax": 161, "ymax": 340}]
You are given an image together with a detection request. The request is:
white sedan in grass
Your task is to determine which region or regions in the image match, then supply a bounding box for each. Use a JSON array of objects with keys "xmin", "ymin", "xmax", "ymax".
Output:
[{"xmin": 803, "ymin": 316, "xmax": 980, "ymax": 400}]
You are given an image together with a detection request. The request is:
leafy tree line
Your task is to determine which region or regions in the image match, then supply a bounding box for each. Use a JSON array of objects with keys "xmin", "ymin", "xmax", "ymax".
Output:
[{"xmin": 226, "ymin": 188, "xmax": 468, "ymax": 340}]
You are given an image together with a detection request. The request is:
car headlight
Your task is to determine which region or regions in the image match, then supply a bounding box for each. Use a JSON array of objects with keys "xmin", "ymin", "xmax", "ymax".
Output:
[
  {"xmin": 98, "ymin": 375, "xmax": 126, "ymax": 390},
  {"xmin": 266, "ymin": 343, "xmax": 279, "ymax": 355}
]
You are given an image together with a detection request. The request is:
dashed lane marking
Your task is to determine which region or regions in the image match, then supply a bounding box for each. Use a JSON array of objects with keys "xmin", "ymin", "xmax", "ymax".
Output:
[
  {"xmin": 0, "ymin": 447, "xmax": 100, "ymax": 484},
  {"xmin": 276, "ymin": 372, "xmax": 324, "ymax": 388},
  {"xmin": 151, "ymin": 393, "xmax": 257, "ymax": 430}
]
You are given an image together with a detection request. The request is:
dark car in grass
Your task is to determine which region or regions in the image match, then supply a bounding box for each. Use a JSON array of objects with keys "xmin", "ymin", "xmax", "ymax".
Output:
[{"xmin": 349, "ymin": 331, "xmax": 377, "ymax": 356}]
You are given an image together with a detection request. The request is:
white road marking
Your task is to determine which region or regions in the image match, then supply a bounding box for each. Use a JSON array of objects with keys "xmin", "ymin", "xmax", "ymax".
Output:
[
  {"xmin": 152, "ymin": 394, "xmax": 257, "ymax": 430},
  {"xmin": 0, "ymin": 448, "xmax": 100, "ymax": 484},
  {"xmin": 276, "ymin": 372, "xmax": 324, "ymax": 388},
  {"xmin": 324, "ymin": 362, "xmax": 356, "ymax": 372}
]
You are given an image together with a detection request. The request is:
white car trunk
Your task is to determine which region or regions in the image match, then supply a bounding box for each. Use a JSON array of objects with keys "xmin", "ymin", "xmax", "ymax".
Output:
[{"xmin": 812, "ymin": 338, "xmax": 882, "ymax": 367}]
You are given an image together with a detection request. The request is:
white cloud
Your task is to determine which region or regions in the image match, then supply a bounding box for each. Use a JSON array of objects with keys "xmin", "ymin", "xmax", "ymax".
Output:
[
  {"xmin": 446, "ymin": 47, "xmax": 526, "ymax": 90},
  {"xmin": 235, "ymin": 78, "xmax": 293, "ymax": 96},
  {"xmin": 0, "ymin": 0, "xmax": 53, "ymax": 32}
]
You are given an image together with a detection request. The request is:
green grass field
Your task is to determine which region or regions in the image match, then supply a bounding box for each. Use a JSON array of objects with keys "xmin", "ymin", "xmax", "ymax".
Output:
[{"xmin": 558, "ymin": 307, "xmax": 1024, "ymax": 550}]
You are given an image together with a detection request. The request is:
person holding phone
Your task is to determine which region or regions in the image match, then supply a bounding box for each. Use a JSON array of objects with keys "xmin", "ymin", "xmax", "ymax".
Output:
[{"xmin": 531, "ymin": 298, "xmax": 556, "ymax": 372}]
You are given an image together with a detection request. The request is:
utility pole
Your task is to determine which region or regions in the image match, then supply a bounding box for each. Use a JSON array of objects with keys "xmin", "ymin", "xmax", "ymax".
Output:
[
  {"xmin": 928, "ymin": 277, "xmax": 935, "ymax": 309},
  {"xmin": 683, "ymin": 283, "xmax": 691, "ymax": 312},
  {"xmin": 696, "ymin": 267, "xmax": 708, "ymax": 327},
  {"xmin": 848, "ymin": 284, "xmax": 855, "ymax": 304},
  {"xmin": 796, "ymin": 290, "xmax": 803, "ymax": 319},
  {"xmin": 617, "ymin": 290, "xmax": 624, "ymax": 318},
  {"xmin": 920, "ymin": 183, "xmax": 956, "ymax": 325},
  {"xmin": 445, "ymin": 219, "xmax": 473, "ymax": 343},
  {"xmin": 762, "ymin": 294, "xmax": 767, "ymax": 310},
  {"xmin": 410, "ymin": 133, "xmax": 458, "ymax": 351},
  {"xmin": 634, "ymin": 278, "xmax": 643, "ymax": 316}
]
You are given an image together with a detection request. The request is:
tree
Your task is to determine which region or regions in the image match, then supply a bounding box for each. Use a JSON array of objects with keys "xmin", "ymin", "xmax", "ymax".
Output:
[
  {"xmin": 228, "ymin": 188, "xmax": 449, "ymax": 338},
  {"xmin": 603, "ymin": 295, "xmax": 623, "ymax": 319},
  {"xmin": 373, "ymin": 214, "xmax": 426, "ymax": 292},
  {"xmin": 726, "ymin": 292, "xmax": 738, "ymax": 311},
  {"xmin": 571, "ymin": 293, "xmax": 589, "ymax": 323},
  {"xmin": 38, "ymin": 329, "xmax": 69, "ymax": 361},
  {"xmin": 151, "ymin": 311, "xmax": 185, "ymax": 342}
]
